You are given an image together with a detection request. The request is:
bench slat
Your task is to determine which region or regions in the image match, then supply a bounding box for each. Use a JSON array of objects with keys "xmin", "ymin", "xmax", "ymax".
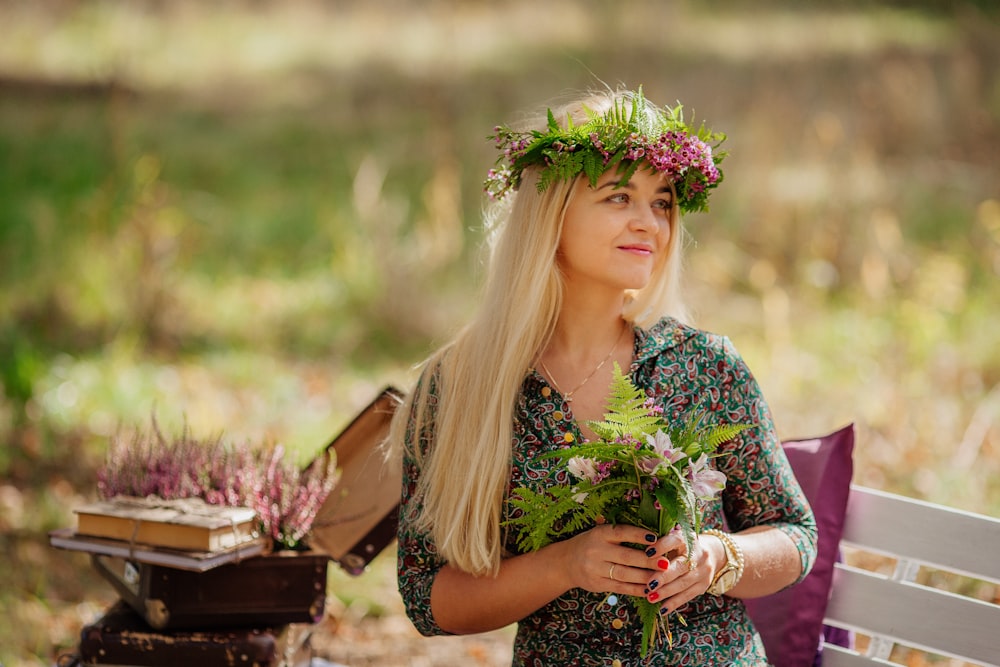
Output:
[
  {"xmin": 841, "ymin": 486, "xmax": 1000, "ymax": 583},
  {"xmin": 821, "ymin": 644, "xmax": 896, "ymax": 667},
  {"xmin": 824, "ymin": 564, "xmax": 1000, "ymax": 665}
]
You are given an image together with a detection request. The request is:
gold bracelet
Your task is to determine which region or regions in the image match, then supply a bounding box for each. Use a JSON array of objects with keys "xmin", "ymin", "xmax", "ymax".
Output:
[{"xmin": 704, "ymin": 528, "xmax": 745, "ymax": 596}]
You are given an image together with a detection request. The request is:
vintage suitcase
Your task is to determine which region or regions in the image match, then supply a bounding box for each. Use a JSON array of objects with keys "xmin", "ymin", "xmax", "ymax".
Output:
[
  {"xmin": 80, "ymin": 386, "xmax": 403, "ymax": 633},
  {"xmin": 77, "ymin": 599, "xmax": 313, "ymax": 667},
  {"xmin": 309, "ymin": 386, "xmax": 404, "ymax": 575},
  {"xmin": 91, "ymin": 549, "xmax": 328, "ymax": 630}
]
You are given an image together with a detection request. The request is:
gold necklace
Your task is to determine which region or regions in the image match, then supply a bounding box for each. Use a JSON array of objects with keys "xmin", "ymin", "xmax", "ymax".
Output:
[{"xmin": 539, "ymin": 324, "xmax": 627, "ymax": 402}]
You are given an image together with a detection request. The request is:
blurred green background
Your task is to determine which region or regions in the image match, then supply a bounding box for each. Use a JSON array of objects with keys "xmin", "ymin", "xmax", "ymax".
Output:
[{"xmin": 1, "ymin": 1, "xmax": 998, "ymax": 665}]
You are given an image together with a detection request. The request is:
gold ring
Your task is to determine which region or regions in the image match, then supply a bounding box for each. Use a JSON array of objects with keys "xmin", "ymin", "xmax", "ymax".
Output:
[{"xmin": 609, "ymin": 564, "xmax": 616, "ymax": 581}]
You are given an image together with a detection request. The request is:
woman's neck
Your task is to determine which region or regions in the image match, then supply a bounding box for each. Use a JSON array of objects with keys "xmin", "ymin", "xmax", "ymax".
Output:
[
  {"xmin": 538, "ymin": 292, "xmax": 634, "ymax": 434},
  {"xmin": 548, "ymin": 290, "xmax": 628, "ymax": 357}
]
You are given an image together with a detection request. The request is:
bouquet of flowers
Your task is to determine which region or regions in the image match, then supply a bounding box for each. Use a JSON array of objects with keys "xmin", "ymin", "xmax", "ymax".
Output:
[{"xmin": 505, "ymin": 365, "xmax": 751, "ymax": 656}]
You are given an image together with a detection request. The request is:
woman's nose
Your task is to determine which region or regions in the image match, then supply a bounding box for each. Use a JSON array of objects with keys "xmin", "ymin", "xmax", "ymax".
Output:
[{"xmin": 629, "ymin": 205, "xmax": 658, "ymax": 232}]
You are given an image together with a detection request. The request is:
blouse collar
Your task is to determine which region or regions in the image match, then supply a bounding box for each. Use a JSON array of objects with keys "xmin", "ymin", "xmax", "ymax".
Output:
[
  {"xmin": 523, "ymin": 316, "xmax": 696, "ymax": 395},
  {"xmin": 632, "ymin": 316, "xmax": 697, "ymax": 365}
]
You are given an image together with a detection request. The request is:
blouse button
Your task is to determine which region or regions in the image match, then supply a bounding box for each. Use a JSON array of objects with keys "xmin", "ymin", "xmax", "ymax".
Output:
[
  {"xmin": 553, "ymin": 410, "xmax": 564, "ymax": 421},
  {"xmin": 563, "ymin": 432, "xmax": 575, "ymax": 443},
  {"xmin": 541, "ymin": 386, "xmax": 551, "ymax": 397}
]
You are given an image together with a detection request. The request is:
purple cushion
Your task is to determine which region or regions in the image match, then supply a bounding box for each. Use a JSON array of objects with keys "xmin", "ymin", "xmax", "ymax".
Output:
[{"xmin": 743, "ymin": 424, "xmax": 855, "ymax": 667}]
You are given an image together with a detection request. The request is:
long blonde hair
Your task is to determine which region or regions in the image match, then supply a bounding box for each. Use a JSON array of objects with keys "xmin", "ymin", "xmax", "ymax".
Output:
[{"xmin": 389, "ymin": 88, "xmax": 689, "ymax": 576}]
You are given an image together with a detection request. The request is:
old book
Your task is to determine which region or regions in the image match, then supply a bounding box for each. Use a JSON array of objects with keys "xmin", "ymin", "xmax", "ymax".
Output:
[
  {"xmin": 75, "ymin": 496, "xmax": 259, "ymax": 552},
  {"xmin": 49, "ymin": 528, "xmax": 269, "ymax": 572}
]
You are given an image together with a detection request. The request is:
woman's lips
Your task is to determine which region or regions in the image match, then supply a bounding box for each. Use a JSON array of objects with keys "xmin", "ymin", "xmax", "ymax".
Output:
[{"xmin": 619, "ymin": 244, "xmax": 653, "ymax": 256}]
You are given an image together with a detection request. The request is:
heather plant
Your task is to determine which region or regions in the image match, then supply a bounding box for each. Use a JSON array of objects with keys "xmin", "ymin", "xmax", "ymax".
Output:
[{"xmin": 97, "ymin": 419, "xmax": 339, "ymax": 550}]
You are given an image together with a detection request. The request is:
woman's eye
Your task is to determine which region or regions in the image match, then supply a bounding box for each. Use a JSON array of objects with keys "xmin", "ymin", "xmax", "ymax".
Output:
[
  {"xmin": 653, "ymin": 199, "xmax": 673, "ymax": 210},
  {"xmin": 608, "ymin": 193, "xmax": 629, "ymax": 204}
]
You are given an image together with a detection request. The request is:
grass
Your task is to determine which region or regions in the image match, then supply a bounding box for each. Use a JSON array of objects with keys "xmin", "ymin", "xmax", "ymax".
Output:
[{"xmin": 1, "ymin": 1, "xmax": 998, "ymax": 665}]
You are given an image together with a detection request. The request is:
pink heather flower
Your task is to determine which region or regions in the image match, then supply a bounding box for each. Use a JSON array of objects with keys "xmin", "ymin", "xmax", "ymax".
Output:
[
  {"xmin": 688, "ymin": 453, "xmax": 727, "ymax": 500},
  {"xmin": 594, "ymin": 461, "xmax": 615, "ymax": 483},
  {"xmin": 567, "ymin": 456, "xmax": 600, "ymax": 483}
]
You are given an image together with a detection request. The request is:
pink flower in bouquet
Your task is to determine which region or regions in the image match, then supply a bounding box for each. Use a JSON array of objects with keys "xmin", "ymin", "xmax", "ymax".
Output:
[
  {"xmin": 567, "ymin": 456, "xmax": 600, "ymax": 483},
  {"xmin": 688, "ymin": 453, "xmax": 727, "ymax": 500}
]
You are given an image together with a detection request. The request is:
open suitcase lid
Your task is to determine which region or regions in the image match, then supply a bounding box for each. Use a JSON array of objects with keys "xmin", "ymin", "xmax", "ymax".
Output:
[{"xmin": 308, "ymin": 386, "xmax": 404, "ymax": 575}]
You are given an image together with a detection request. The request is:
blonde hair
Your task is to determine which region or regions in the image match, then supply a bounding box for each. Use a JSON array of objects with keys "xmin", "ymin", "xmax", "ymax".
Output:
[{"xmin": 389, "ymin": 88, "xmax": 689, "ymax": 576}]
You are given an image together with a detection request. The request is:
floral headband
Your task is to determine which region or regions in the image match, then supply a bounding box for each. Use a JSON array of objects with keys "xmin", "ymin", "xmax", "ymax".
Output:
[{"xmin": 484, "ymin": 88, "xmax": 727, "ymax": 214}]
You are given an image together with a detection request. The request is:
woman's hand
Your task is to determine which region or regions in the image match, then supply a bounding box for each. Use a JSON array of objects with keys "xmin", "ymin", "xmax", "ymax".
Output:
[
  {"xmin": 641, "ymin": 530, "xmax": 726, "ymax": 613},
  {"xmin": 554, "ymin": 524, "xmax": 729, "ymax": 613},
  {"xmin": 557, "ymin": 523, "xmax": 665, "ymax": 599}
]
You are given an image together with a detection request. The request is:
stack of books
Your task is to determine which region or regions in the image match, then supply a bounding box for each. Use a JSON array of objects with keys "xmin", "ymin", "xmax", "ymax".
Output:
[{"xmin": 50, "ymin": 495, "xmax": 268, "ymax": 572}]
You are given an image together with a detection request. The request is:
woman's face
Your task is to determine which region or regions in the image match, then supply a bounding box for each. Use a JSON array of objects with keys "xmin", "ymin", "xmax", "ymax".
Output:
[{"xmin": 558, "ymin": 166, "xmax": 674, "ymax": 294}]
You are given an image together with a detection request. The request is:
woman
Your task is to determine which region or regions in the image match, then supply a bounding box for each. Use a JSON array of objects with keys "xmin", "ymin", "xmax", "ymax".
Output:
[{"xmin": 389, "ymin": 87, "xmax": 817, "ymax": 666}]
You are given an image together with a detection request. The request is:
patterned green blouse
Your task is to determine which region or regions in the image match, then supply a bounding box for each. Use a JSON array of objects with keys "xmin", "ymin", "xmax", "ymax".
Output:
[{"xmin": 397, "ymin": 317, "xmax": 818, "ymax": 666}]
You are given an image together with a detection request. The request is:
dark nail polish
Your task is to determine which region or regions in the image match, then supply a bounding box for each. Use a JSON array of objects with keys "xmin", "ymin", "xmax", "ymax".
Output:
[
  {"xmin": 643, "ymin": 587, "xmax": 649, "ymax": 595},
  {"xmin": 645, "ymin": 546, "xmax": 657, "ymax": 556},
  {"xmin": 644, "ymin": 533, "xmax": 656, "ymax": 543}
]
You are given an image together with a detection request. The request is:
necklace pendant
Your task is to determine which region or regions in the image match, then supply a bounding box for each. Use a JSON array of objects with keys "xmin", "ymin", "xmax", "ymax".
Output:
[{"xmin": 538, "ymin": 323, "xmax": 628, "ymax": 406}]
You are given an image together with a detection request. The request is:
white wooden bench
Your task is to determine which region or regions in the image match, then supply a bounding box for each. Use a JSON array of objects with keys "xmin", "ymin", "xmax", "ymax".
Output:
[{"xmin": 822, "ymin": 485, "xmax": 1000, "ymax": 667}]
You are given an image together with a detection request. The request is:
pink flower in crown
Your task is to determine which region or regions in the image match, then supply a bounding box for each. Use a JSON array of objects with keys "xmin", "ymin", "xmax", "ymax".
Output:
[
  {"xmin": 688, "ymin": 453, "xmax": 727, "ymax": 500},
  {"xmin": 567, "ymin": 456, "xmax": 600, "ymax": 483}
]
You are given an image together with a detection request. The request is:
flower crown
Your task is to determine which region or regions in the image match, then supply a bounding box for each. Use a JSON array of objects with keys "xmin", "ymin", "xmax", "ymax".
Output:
[{"xmin": 484, "ymin": 88, "xmax": 727, "ymax": 214}]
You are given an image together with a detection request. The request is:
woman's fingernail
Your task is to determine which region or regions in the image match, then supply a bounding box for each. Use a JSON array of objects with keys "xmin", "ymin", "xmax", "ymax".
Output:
[
  {"xmin": 644, "ymin": 533, "xmax": 656, "ymax": 543},
  {"xmin": 657, "ymin": 558, "xmax": 670, "ymax": 570},
  {"xmin": 648, "ymin": 580, "xmax": 659, "ymax": 590},
  {"xmin": 645, "ymin": 546, "xmax": 657, "ymax": 556},
  {"xmin": 643, "ymin": 587, "xmax": 649, "ymax": 594},
  {"xmin": 648, "ymin": 592, "xmax": 660, "ymax": 602}
]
